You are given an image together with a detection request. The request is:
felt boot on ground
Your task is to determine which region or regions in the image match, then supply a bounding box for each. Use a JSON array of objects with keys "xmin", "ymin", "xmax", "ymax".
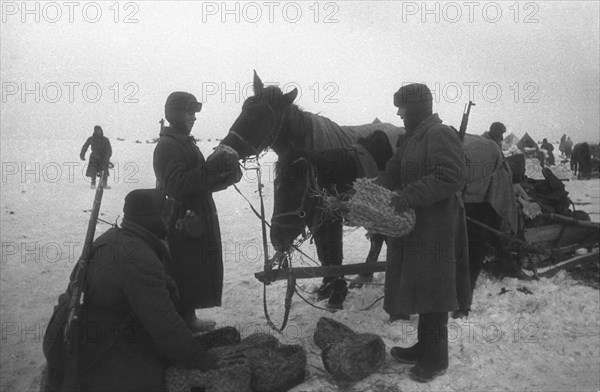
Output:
[
  {"xmin": 390, "ymin": 342, "xmax": 423, "ymax": 364},
  {"xmin": 409, "ymin": 364, "xmax": 447, "ymax": 383},
  {"xmin": 409, "ymin": 312, "xmax": 449, "ymax": 382}
]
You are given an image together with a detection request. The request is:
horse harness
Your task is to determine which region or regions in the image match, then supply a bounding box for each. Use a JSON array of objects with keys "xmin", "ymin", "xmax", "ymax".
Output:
[
  {"xmin": 228, "ymin": 106, "xmax": 336, "ymax": 330},
  {"xmin": 227, "ymin": 102, "xmax": 287, "ymax": 158},
  {"xmin": 270, "ymin": 157, "xmax": 319, "ymax": 230}
]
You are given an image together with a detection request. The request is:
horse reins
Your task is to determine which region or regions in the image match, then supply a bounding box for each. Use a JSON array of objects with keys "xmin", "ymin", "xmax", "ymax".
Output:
[
  {"xmin": 227, "ymin": 103, "xmax": 298, "ymax": 332},
  {"xmin": 228, "ymin": 103, "xmax": 286, "ymax": 158},
  {"xmin": 270, "ymin": 157, "xmax": 317, "ymax": 227}
]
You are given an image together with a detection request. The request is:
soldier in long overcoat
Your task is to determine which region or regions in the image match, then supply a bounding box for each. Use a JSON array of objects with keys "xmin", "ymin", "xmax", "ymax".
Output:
[
  {"xmin": 80, "ymin": 125, "xmax": 112, "ymax": 188},
  {"xmin": 43, "ymin": 189, "xmax": 218, "ymax": 391},
  {"xmin": 376, "ymin": 83, "xmax": 470, "ymax": 383},
  {"xmin": 153, "ymin": 92, "xmax": 241, "ymax": 331}
]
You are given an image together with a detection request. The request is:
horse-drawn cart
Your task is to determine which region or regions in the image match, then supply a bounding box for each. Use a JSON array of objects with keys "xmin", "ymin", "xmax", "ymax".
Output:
[
  {"xmin": 518, "ymin": 213, "xmax": 599, "ymax": 278},
  {"xmin": 255, "ymin": 210, "xmax": 599, "ymax": 333},
  {"xmin": 255, "ymin": 212, "xmax": 599, "ymax": 284}
]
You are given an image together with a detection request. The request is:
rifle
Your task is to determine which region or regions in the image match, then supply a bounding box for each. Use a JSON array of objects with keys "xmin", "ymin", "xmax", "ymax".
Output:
[
  {"xmin": 159, "ymin": 118, "xmax": 165, "ymax": 134},
  {"xmin": 458, "ymin": 101, "xmax": 475, "ymax": 142},
  {"xmin": 61, "ymin": 173, "xmax": 105, "ymax": 391}
]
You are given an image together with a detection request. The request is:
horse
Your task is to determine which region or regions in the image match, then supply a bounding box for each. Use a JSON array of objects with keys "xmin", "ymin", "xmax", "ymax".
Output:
[
  {"xmin": 220, "ymin": 71, "xmax": 403, "ymax": 309},
  {"xmin": 220, "ymin": 71, "xmax": 518, "ymax": 313},
  {"xmin": 571, "ymin": 142, "xmax": 592, "ymax": 179}
]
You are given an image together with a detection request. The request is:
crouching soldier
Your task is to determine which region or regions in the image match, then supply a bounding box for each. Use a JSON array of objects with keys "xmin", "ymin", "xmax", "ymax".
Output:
[{"xmin": 43, "ymin": 189, "xmax": 219, "ymax": 392}]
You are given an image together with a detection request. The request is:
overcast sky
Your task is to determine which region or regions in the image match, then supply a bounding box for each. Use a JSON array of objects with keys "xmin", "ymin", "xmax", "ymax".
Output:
[{"xmin": 1, "ymin": 1, "xmax": 599, "ymax": 144}]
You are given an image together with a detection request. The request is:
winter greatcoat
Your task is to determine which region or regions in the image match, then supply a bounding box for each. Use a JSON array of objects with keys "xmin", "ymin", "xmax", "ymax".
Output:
[
  {"xmin": 377, "ymin": 114, "xmax": 471, "ymax": 316},
  {"xmin": 44, "ymin": 220, "xmax": 211, "ymax": 392},
  {"xmin": 80, "ymin": 134, "xmax": 112, "ymax": 179},
  {"xmin": 153, "ymin": 126, "xmax": 241, "ymax": 309},
  {"xmin": 541, "ymin": 140, "xmax": 555, "ymax": 166}
]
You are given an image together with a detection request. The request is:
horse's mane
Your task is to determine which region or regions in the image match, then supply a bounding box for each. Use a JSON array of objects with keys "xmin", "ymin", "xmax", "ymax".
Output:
[
  {"xmin": 266, "ymin": 85, "xmax": 402, "ymax": 154},
  {"xmin": 280, "ymin": 105, "xmax": 369, "ymax": 153}
]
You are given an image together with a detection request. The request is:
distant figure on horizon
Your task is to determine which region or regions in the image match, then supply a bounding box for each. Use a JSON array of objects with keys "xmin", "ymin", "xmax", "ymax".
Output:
[
  {"xmin": 482, "ymin": 122, "xmax": 506, "ymax": 150},
  {"xmin": 80, "ymin": 125, "xmax": 112, "ymax": 189},
  {"xmin": 541, "ymin": 138, "xmax": 555, "ymax": 166},
  {"xmin": 559, "ymin": 134, "xmax": 573, "ymax": 159}
]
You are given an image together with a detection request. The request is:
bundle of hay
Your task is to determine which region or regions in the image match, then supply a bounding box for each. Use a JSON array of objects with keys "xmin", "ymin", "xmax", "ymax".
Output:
[
  {"xmin": 323, "ymin": 178, "xmax": 416, "ymax": 238},
  {"xmin": 166, "ymin": 333, "xmax": 306, "ymax": 392},
  {"xmin": 165, "ymin": 357, "xmax": 251, "ymax": 392},
  {"xmin": 313, "ymin": 317, "xmax": 385, "ymax": 382}
]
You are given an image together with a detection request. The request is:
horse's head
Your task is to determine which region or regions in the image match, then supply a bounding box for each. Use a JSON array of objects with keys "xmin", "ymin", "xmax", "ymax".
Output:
[
  {"xmin": 221, "ymin": 71, "xmax": 299, "ymax": 159},
  {"xmin": 270, "ymin": 153, "xmax": 318, "ymax": 252}
]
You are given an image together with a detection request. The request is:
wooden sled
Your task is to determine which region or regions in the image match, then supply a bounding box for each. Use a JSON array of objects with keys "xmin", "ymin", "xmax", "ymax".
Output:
[
  {"xmin": 255, "ymin": 212, "xmax": 599, "ymax": 284},
  {"xmin": 520, "ymin": 213, "xmax": 599, "ymax": 278}
]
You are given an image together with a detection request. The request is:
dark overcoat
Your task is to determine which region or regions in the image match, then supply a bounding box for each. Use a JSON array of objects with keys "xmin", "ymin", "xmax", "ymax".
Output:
[
  {"xmin": 153, "ymin": 126, "xmax": 240, "ymax": 308},
  {"xmin": 377, "ymin": 114, "xmax": 471, "ymax": 316},
  {"xmin": 46, "ymin": 220, "xmax": 210, "ymax": 392},
  {"xmin": 80, "ymin": 135, "xmax": 112, "ymax": 178}
]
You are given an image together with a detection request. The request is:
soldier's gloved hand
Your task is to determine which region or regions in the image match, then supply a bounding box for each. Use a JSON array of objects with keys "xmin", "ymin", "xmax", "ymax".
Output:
[
  {"xmin": 208, "ymin": 146, "xmax": 240, "ymax": 180},
  {"xmin": 207, "ymin": 145, "xmax": 239, "ymax": 164},
  {"xmin": 390, "ymin": 191, "xmax": 411, "ymax": 214},
  {"xmin": 80, "ymin": 154, "xmax": 85, "ymax": 161}
]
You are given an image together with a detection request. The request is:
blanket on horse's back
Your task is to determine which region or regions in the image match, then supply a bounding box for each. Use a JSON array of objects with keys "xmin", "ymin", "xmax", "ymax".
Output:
[
  {"xmin": 462, "ymin": 134, "xmax": 518, "ymax": 233},
  {"xmin": 306, "ymin": 113, "xmax": 403, "ymax": 152}
]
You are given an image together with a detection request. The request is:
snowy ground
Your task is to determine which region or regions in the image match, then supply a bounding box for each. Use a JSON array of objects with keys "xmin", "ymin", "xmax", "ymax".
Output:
[{"xmin": 1, "ymin": 138, "xmax": 599, "ymax": 392}]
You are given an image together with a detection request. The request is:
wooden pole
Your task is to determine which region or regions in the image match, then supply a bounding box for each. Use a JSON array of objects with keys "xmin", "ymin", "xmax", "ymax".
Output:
[{"xmin": 255, "ymin": 262, "xmax": 387, "ymax": 284}]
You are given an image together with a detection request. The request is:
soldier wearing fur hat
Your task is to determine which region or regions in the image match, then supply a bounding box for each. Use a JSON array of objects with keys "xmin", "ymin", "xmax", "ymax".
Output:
[
  {"xmin": 153, "ymin": 92, "xmax": 241, "ymax": 332},
  {"xmin": 482, "ymin": 122, "xmax": 506, "ymax": 150},
  {"xmin": 80, "ymin": 125, "xmax": 112, "ymax": 189},
  {"xmin": 43, "ymin": 189, "xmax": 218, "ymax": 391},
  {"xmin": 376, "ymin": 83, "xmax": 470, "ymax": 383}
]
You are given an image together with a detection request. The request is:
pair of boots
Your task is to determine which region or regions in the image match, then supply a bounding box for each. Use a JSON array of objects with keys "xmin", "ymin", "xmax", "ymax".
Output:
[
  {"xmin": 390, "ymin": 312, "xmax": 449, "ymax": 383},
  {"xmin": 181, "ymin": 308, "xmax": 216, "ymax": 333},
  {"xmin": 316, "ymin": 278, "xmax": 348, "ymax": 310}
]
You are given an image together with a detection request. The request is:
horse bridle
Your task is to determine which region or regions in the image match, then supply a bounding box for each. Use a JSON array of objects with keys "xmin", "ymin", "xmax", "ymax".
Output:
[
  {"xmin": 271, "ymin": 157, "xmax": 318, "ymax": 230},
  {"xmin": 227, "ymin": 103, "xmax": 286, "ymax": 158}
]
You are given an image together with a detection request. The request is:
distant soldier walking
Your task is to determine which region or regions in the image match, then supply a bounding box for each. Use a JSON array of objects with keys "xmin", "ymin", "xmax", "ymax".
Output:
[
  {"xmin": 541, "ymin": 138, "xmax": 555, "ymax": 166},
  {"xmin": 80, "ymin": 125, "xmax": 112, "ymax": 189}
]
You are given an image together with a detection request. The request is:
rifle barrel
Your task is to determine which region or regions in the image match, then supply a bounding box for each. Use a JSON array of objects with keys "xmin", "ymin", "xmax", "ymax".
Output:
[{"xmin": 63, "ymin": 172, "xmax": 105, "ymax": 342}]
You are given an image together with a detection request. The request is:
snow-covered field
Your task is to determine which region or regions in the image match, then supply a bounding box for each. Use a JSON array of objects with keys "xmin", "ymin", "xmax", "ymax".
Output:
[{"xmin": 1, "ymin": 137, "xmax": 599, "ymax": 392}]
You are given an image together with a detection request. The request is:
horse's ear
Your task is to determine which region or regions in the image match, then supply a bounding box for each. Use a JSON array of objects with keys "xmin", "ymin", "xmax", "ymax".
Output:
[
  {"xmin": 253, "ymin": 70, "xmax": 264, "ymax": 93},
  {"xmin": 283, "ymin": 88, "xmax": 298, "ymax": 104}
]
